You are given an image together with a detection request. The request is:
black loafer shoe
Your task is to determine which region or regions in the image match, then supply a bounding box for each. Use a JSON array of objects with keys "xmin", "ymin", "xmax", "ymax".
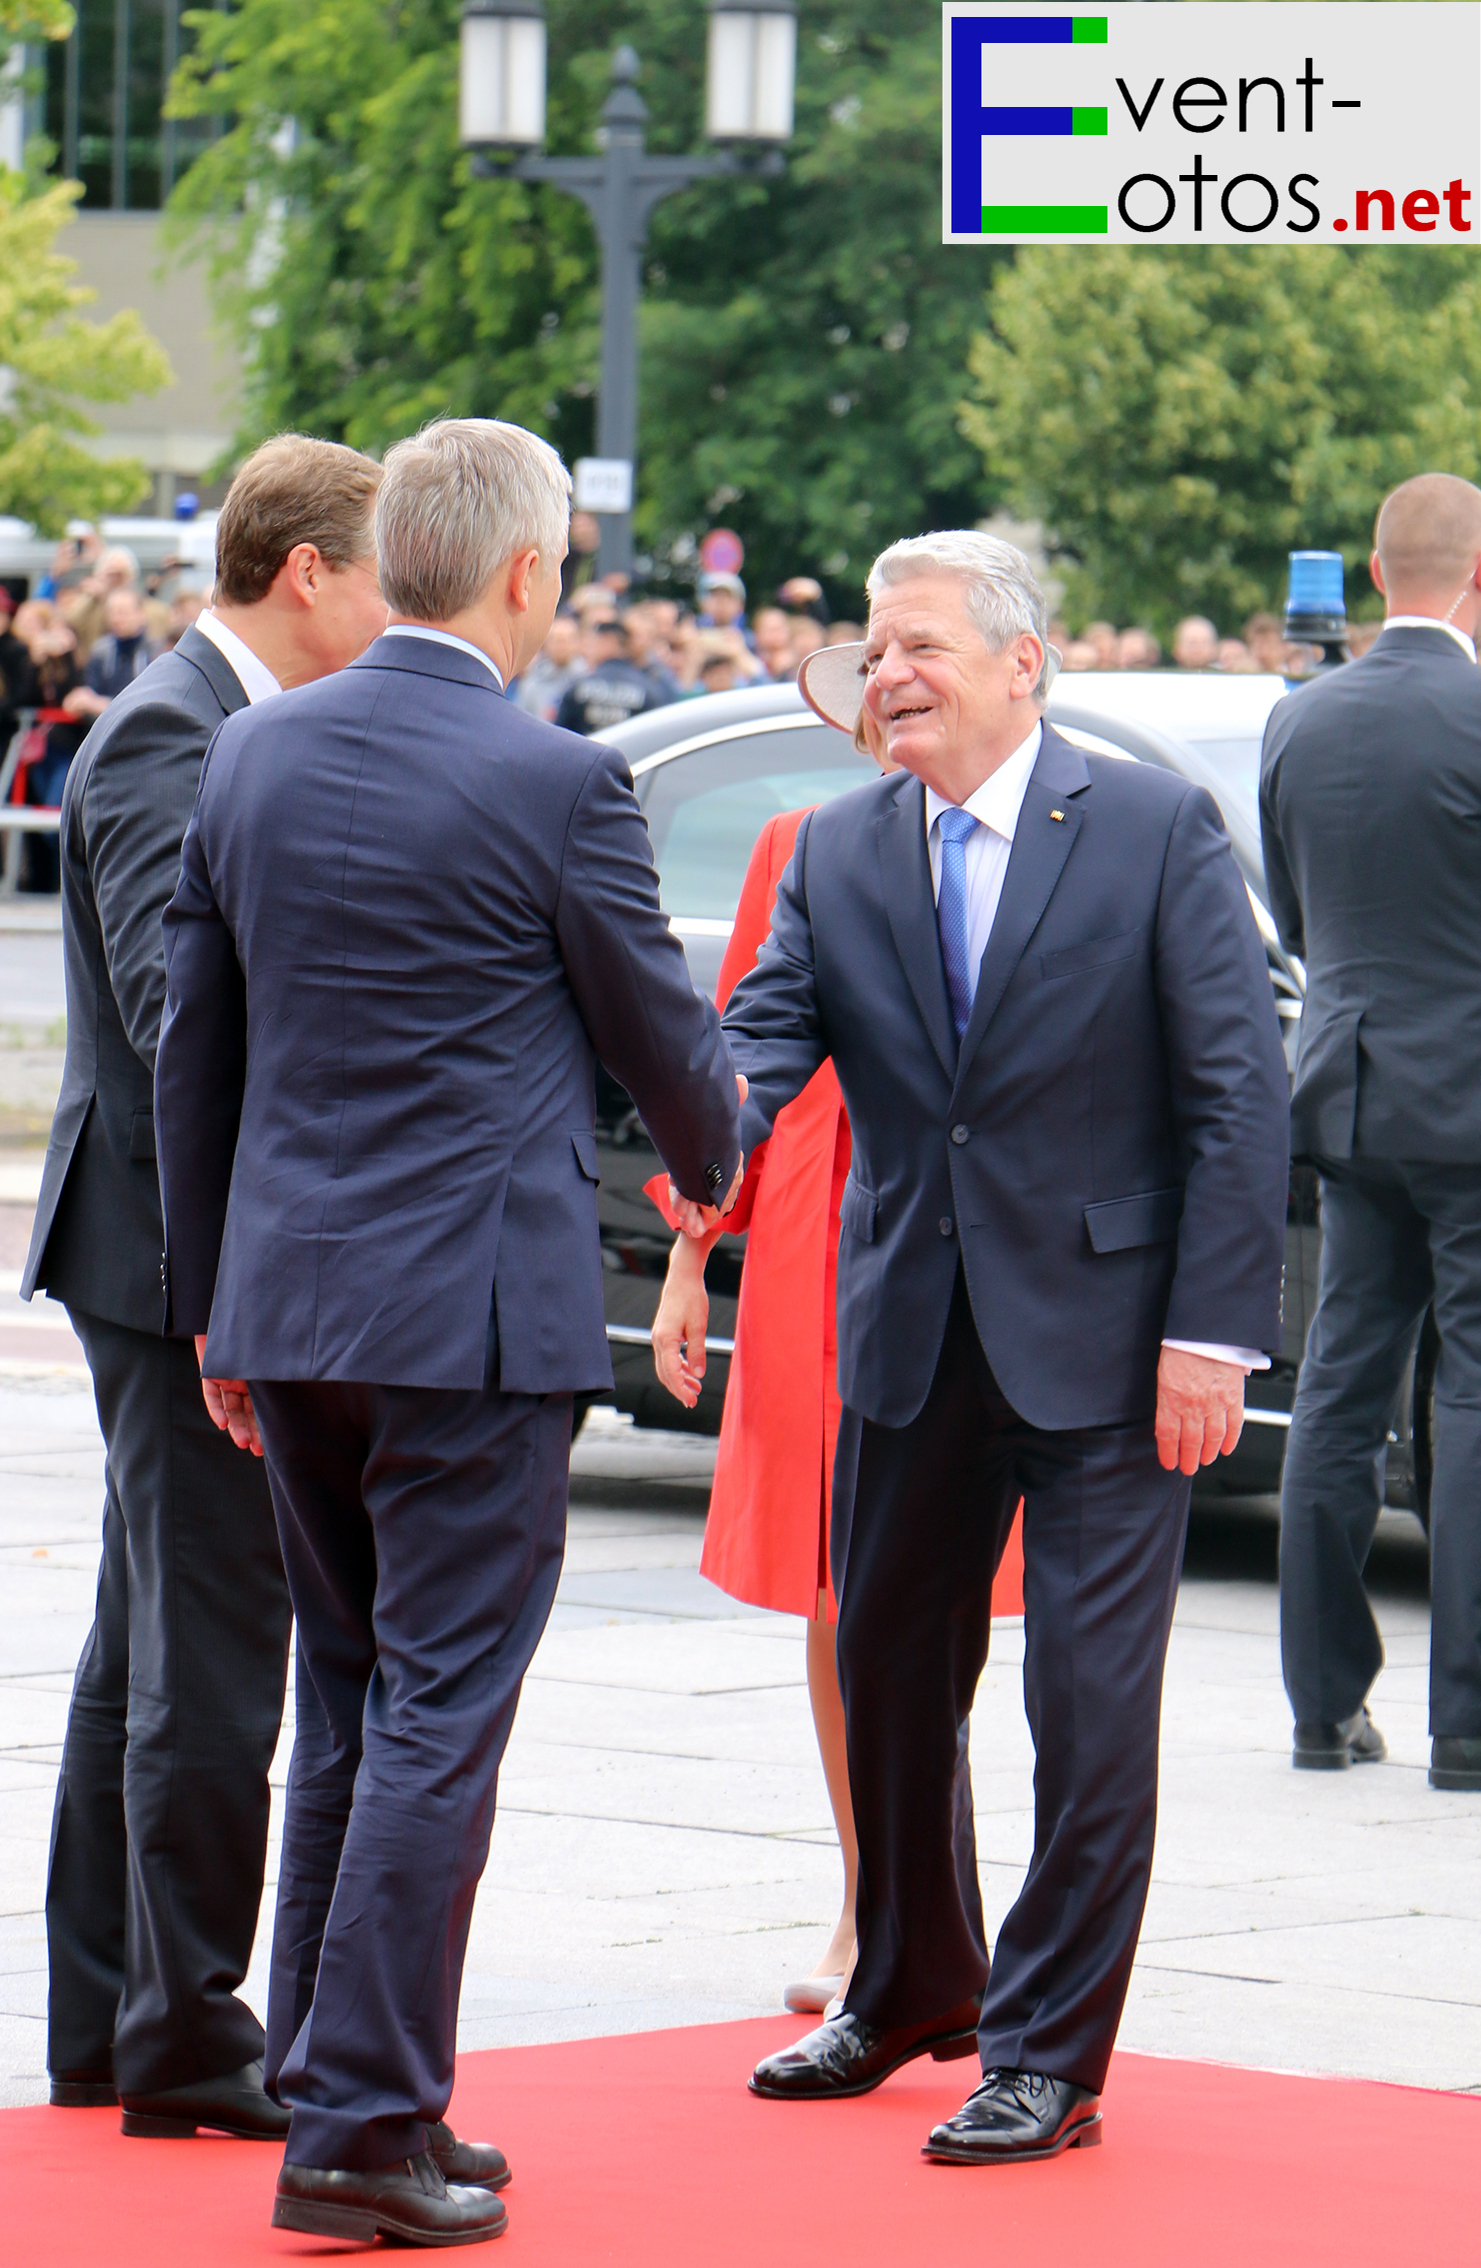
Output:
[
  {"xmin": 749, "ymin": 1995, "xmax": 983, "ymax": 2100},
  {"xmin": 429, "ymin": 2118, "xmax": 511, "ymax": 2192},
  {"xmin": 924, "ymin": 2068, "xmax": 1102, "ymax": 2164},
  {"xmin": 272, "ymin": 2151, "xmax": 507, "ymax": 2246},
  {"xmin": 1430, "ymin": 1736, "xmax": 1481, "ymax": 1790},
  {"xmin": 119, "ymin": 2058, "xmax": 292, "ymax": 2139},
  {"xmin": 1293, "ymin": 1708, "xmax": 1386, "ymax": 1770},
  {"xmin": 50, "ymin": 2072, "xmax": 118, "ymax": 2108}
]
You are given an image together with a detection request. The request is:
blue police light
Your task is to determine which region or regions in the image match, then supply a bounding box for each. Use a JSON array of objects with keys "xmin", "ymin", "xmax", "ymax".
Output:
[
  {"xmin": 174, "ymin": 492, "xmax": 200, "ymax": 521},
  {"xmin": 1286, "ymin": 551, "xmax": 1344, "ymax": 623},
  {"xmin": 1284, "ymin": 549, "xmax": 1350, "ymax": 673}
]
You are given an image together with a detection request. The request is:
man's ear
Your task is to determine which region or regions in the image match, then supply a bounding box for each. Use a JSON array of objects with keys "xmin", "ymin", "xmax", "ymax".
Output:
[
  {"xmin": 1010, "ymin": 631, "xmax": 1045, "ymax": 700},
  {"xmin": 507, "ymin": 547, "xmax": 541, "ymax": 616},
  {"xmin": 1370, "ymin": 549, "xmax": 1387, "ymax": 600},
  {"xmin": 280, "ymin": 543, "xmax": 325, "ymax": 610}
]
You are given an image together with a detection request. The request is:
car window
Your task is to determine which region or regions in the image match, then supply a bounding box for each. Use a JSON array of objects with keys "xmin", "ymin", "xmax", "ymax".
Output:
[
  {"xmin": 1183, "ymin": 735, "xmax": 1263, "ymax": 831},
  {"xmin": 639, "ymin": 724, "xmax": 874, "ymax": 922}
]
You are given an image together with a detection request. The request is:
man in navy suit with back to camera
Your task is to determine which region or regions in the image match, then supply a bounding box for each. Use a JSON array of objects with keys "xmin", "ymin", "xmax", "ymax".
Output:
[
  {"xmin": 1262, "ymin": 472, "xmax": 1481, "ymax": 1788},
  {"xmin": 153, "ymin": 419, "xmax": 742, "ymax": 2247},
  {"xmin": 677, "ymin": 532, "xmax": 1290, "ymax": 2164}
]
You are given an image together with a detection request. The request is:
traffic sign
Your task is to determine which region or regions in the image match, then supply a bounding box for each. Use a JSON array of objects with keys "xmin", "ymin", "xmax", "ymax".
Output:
[
  {"xmin": 700, "ymin": 528, "xmax": 746, "ymax": 575},
  {"xmin": 573, "ymin": 458, "xmax": 634, "ymax": 514}
]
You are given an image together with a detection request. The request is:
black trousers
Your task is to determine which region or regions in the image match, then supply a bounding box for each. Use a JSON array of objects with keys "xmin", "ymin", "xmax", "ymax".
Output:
[
  {"xmin": 250, "ymin": 1363, "xmax": 572, "ymax": 2172},
  {"xmin": 832, "ymin": 1271, "xmax": 1190, "ymax": 2097},
  {"xmin": 48, "ymin": 1310, "xmax": 291, "ymax": 2092},
  {"xmin": 1280, "ymin": 1155, "xmax": 1481, "ymax": 1735}
]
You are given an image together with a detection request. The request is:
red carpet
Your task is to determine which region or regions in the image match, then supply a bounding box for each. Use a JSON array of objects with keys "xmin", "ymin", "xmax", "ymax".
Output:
[{"xmin": 7, "ymin": 2019, "xmax": 1475, "ymax": 2266}]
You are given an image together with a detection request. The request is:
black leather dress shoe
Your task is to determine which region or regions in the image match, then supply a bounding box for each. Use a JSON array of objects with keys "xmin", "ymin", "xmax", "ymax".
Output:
[
  {"xmin": 1431, "ymin": 1736, "xmax": 1481, "ymax": 1790},
  {"xmin": 272, "ymin": 2152, "xmax": 507, "ymax": 2246},
  {"xmin": 1293, "ymin": 1708, "xmax": 1386, "ymax": 1770},
  {"xmin": 119, "ymin": 2058, "xmax": 292, "ymax": 2139},
  {"xmin": 923, "ymin": 2069, "xmax": 1102, "ymax": 2164},
  {"xmin": 749, "ymin": 1995, "xmax": 982, "ymax": 2100},
  {"xmin": 50, "ymin": 2072, "xmax": 118, "ymax": 2108},
  {"xmin": 429, "ymin": 2118, "xmax": 511, "ymax": 2191}
]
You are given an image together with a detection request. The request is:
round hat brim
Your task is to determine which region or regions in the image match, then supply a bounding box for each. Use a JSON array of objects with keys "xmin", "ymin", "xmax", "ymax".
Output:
[{"xmin": 797, "ymin": 642, "xmax": 868, "ymax": 733}]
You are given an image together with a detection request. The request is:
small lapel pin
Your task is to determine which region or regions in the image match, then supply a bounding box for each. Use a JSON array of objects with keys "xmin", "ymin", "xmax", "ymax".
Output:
[{"xmin": 1049, "ymin": 808, "xmax": 1065, "ymax": 822}]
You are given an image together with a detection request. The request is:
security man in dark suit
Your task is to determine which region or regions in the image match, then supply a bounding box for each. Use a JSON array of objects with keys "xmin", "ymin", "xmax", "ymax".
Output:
[
  {"xmin": 1262, "ymin": 472, "xmax": 1481, "ymax": 1791},
  {"xmin": 22, "ymin": 436, "xmax": 387, "ymax": 2133},
  {"xmin": 153, "ymin": 419, "xmax": 742, "ymax": 2249},
  {"xmin": 678, "ymin": 533, "xmax": 1289, "ymax": 2166}
]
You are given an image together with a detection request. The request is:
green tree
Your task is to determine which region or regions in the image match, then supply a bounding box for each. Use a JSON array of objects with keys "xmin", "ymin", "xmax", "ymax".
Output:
[
  {"xmin": 165, "ymin": 0, "xmax": 999, "ymax": 608},
  {"xmin": 961, "ymin": 245, "xmax": 1481, "ymax": 635},
  {"xmin": 0, "ymin": 0, "xmax": 73, "ymax": 39},
  {"xmin": 1, "ymin": 0, "xmax": 174, "ymax": 531}
]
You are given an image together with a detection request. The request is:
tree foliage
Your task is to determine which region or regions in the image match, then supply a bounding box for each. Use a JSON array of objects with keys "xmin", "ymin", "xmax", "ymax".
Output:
[
  {"xmin": 165, "ymin": 0, "xmax": 999, "ymax": 607},
  {"xmin": 962, "ymin": 245, "xmax": 1481, "ymax": 634},
  {"xmin": 0, "ymin": 170, "xmax": 173, "ymax": 532},
  {"xmin": 0, "ymin": 0, "xmax": 73, "ymax": 41}
]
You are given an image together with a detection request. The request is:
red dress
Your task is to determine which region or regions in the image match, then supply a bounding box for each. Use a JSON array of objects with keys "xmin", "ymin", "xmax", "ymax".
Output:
[{"xmin": 648, "ymin": 808, "xmax": 1024, "ymax": 1621}]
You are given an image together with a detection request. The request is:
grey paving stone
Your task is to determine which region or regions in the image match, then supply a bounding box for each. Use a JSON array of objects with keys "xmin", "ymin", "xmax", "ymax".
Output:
[{"xmin": 3, "ymin": 1386, "xmax": 1478, "ymax": 2114}]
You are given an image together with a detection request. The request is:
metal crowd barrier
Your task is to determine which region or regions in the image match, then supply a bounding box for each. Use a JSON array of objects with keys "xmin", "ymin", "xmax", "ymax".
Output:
[{"xmin": 0, "ymin": 711, "xmax": 61, "ymax": 898}]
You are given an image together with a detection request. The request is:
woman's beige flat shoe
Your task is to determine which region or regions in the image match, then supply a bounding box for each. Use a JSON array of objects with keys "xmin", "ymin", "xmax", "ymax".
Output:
[{"xmin": 783, "ymin": 1974, "xmax": 844, "ymax": 2015}]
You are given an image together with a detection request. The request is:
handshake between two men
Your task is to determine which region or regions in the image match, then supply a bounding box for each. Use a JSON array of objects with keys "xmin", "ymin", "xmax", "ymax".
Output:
[
  {"xmin": 664, "ymin": 1066, "xmax": 1247, "ymax": 1483},
  {"xmin": 199, "ymin": 1060, "xmax": 1241, "ymax": 1482}
]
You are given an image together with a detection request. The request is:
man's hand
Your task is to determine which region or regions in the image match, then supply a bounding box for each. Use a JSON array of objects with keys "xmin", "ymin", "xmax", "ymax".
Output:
[
  {"xmin": 61, "ymin": 685, "xmax": 109, "ymax": 721},
  {"xmin": 1154, "ymin": 1347, "xmax": 1245, "ymax": 1475},
  {"xmin": 651, "ymin": 1235, "xmax": 712, "ymax": 1408},
  {"xmin": 669, "ymin": 1073, "xmax": 748, "ymax": 1239},
  {"xmin": 194, "ymin": 1332, "xmax": 264, "ymax": 1457}
]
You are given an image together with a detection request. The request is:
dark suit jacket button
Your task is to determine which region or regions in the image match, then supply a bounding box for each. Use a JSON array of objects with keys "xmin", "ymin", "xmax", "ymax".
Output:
[
  {"xmin": 950, "ymin": 1124, "xmax": 970, "ymax": 1145},
  {"xmin": 705, "ymin": 1161, "xmax": 724, "ymax": 1192},
  {"xmin": 939, "ymin": 1216, "xmax": 954, "ymax": 1237}
]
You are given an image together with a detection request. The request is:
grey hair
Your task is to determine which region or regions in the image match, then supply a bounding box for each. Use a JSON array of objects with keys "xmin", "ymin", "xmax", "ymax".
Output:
[
  {"xmin": 376, "ymin": 417, "xmax": 571, "ymax": 621},
  {"xmin": 866, "ymin": 530, "xmax": 1052, "ymax": 698}
]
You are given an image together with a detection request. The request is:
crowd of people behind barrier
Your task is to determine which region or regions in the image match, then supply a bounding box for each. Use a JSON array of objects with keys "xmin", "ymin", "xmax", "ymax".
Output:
[
  {"xmin": 5, "ymin": 509, "xmax": 1387, "ymax": 887},
  {"xmin": 1, "ymin": 529, "xmax": 212, "ymax": 890},
  {"xmin": 508, "ymin": 571, "xmax": 1387, "ymax": 733}
]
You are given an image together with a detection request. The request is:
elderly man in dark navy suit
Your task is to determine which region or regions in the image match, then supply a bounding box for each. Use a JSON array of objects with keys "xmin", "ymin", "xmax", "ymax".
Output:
[
  {"xmin": 679, "ymin": 532, "xmax": 1290, "ymax": 2165},
  {"xmin": 154, "ymin": 419, "xmax": 742, "ymax": 2248}
]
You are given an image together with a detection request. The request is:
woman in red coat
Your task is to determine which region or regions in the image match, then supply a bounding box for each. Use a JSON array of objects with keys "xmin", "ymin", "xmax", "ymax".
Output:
[
  {"xmin": 649, "ymin": 647, "xmax": 873, "ymax": 2009},
  {"xmin": 651, "ymin": 803, "xmax": 857, "ymax": 2008}
]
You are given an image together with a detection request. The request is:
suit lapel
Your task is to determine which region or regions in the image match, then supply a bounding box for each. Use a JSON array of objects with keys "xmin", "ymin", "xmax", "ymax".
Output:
[
  {"xmin": 952, "ymin": 726, "xmax": 1090, "ymax": 1093},
  {"xmin": 874, "ymin": 774, "xmax": 957, "ymax": 1082},
  {"xmin": 174, "ymin": 623, "xmax": 250, "ymax": 719}
]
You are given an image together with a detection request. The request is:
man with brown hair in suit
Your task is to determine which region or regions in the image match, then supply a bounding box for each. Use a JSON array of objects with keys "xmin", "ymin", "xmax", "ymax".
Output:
[{"xmin": 23, "ymin": 435, "xmax": 386, "ymax": 2139}]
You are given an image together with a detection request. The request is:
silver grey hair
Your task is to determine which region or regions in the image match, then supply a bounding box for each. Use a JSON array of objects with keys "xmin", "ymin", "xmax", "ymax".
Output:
[
  {"xmin": 866, "ymin": 530, "xmax": 1052, "ymax": 697},
  {"xmin": 376, "ymin": 417, "xmax": 571, "ymax": 621}
]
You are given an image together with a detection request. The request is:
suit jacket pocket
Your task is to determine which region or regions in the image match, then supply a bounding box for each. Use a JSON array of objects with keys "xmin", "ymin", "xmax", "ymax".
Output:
[
  {"xmin": 1039, "ymin": 929, "xmax": 1141, "ymax": 981},
  {"xmin": 571, "ymin": 1131, "xmax": 601, "ymax": 1184},
  {"xmin": 840, "ymin": 1176, "xmax": 877, "ymax": 1244},
  {"xmin": 129, "ymin": 1108, "xmax": 157, "ymax": 1163},
  {"xmin": 1084, "ymin": 1185, "xmax": 1183, "ymax": 1253}
]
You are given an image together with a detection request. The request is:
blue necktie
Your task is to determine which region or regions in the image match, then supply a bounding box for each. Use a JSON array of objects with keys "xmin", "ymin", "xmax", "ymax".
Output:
[{"xmin": 936, "ymin": 806, "xmax": 980, "ymax": 1040}]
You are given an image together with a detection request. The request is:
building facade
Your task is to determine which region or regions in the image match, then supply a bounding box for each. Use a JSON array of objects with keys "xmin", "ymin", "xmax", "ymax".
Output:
[{"xmin": 22, "ymin": 2, "xmax": 241, "ymax": 513}]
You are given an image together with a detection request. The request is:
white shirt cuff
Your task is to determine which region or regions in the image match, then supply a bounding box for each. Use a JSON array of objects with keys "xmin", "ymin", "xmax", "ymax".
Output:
[{"xmin": 1162, "ymin": 1338, "xmax": 1270, "ymax": 1372}]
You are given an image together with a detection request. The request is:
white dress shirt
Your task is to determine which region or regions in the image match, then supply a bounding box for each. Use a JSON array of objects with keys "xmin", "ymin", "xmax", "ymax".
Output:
[
  {"xmin": 1377, "ymin": 616, "xmax": 1477, "ymax": 661},
  {"xmin": 195, "ymin": 610, "xmax": 282, "ymax": 705},
  {"xmin": 382, "ymin": 623, "xmax": 504, "ymax": 688},
  {"xmin": 924, "ymin": 720, "xmax": 1264, "ymax": 1374}
]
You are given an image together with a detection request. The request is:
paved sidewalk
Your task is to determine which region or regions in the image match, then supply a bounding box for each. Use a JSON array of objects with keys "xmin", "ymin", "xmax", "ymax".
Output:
[{"xmin": 2, "ymin": 1364, "xmax": 1474, "ymax": 2112}]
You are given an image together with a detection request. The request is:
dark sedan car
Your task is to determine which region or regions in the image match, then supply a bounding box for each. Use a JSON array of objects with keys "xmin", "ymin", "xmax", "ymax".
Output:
[{"xmin": 588, "ymin": 675, "xmax": 1435, "ymax": 1520}]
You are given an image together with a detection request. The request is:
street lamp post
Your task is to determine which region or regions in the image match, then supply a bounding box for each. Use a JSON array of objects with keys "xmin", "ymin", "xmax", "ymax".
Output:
[{"xmin": 460, "ymin": 0, "xmax": 796, "ymax": 580}]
